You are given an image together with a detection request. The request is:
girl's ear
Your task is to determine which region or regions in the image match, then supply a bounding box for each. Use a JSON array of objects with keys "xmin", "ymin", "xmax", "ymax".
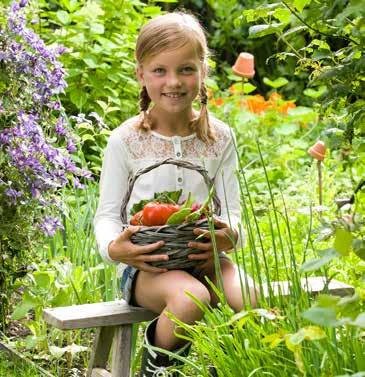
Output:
[{"xmin": 136, "ymin": 65, "xmax": 145, "ymax": 86}]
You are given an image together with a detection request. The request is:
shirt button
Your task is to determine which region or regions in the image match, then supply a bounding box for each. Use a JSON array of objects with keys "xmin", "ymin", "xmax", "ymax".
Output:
[
  {"xmin": 176, "ymin": 152, "xmax": 181, "ymax": 157},
  {"xmin": 178, "ymin": 177, "xmax": 183, "ymax": 183}
]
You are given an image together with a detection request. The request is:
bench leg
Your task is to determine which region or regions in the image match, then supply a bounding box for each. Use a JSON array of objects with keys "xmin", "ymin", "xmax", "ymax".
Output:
[
  {"xmin": 111, "ymin": 324, "xmax": 133, "ymax": 377},
  {"xmin": 87, "ymin": 326, "xmax": 115, "ymax": 377}
]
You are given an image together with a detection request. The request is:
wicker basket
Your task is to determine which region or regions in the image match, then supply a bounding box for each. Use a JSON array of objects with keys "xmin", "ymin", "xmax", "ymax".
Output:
[{"xmin": 120, "ymin": 158, "xmax": 221, "ymax": 269}]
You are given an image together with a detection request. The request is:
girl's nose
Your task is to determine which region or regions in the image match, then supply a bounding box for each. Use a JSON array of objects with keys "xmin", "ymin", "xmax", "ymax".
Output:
[{"xmin": 166, "ymin": 73, "xmax": 182, "ymax": 87}]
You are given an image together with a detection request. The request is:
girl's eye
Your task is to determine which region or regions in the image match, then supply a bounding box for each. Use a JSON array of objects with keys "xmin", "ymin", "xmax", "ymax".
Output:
[
  {"xmin": 153, "ymin": 68, "xmax": 165, "ymax": 74},
  {"xmin": 181, "ymin": 67, "xmax": 194, "ymax": 73}
]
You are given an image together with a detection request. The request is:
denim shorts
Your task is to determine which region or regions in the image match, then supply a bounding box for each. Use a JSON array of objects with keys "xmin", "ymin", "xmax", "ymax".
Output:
[
  {"xmin": 120, "ymin": 265, "xmax": 139, "ymax": 306},
  {"xmin": 120, "ymin": 252, "xmax": 230, "ymax": 306}
]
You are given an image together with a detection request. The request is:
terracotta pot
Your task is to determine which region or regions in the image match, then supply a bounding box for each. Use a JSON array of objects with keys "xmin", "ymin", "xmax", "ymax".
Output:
[
  {"xmin": 308, "ymin": 140, "xmax": 326, "ymax": 161},
  {"xmin": 232, "ymin": 52, "xmax": 255, "ymax": 78}
]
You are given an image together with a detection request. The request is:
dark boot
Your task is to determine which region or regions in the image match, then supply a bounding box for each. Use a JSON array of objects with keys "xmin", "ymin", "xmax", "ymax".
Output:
[
  {"xmin": 140, "ymin": 317, "xmax": 191, "ymax": 377},
  {"xmin": 208, "ymin": 365, "xmax": 218, "ymax": 377}
]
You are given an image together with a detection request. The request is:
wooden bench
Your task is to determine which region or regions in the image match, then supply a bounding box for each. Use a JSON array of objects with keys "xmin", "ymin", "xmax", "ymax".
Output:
[
  {"xmin": 43, "ymin": 301, "xmax": 157, "ymax": 377},
  {"xmin": 43, "ymin": 277, "xmax": 354, "ymax": 377}
]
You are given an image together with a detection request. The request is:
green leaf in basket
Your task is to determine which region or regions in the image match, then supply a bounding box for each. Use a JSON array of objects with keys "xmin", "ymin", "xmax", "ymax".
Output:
[
  {"xmin": 130, "ymin": 189, "xmax": 183, "ymax": 215},
  {"xmin": 182, "ymin": 192, "xmax": 194, "ymax": 209},
  {"xmin": 185, "ymin": 186, "xmax": 215, "ymax": 223},
  {"xmin": 166, "ymin": 208, "xmax": 192, "ymax": 225}
]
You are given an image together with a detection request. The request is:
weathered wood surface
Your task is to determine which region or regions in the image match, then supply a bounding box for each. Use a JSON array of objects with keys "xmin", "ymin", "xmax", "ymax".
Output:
[
  {"xmin": 87, "ymin": 326, "xmax": 115, "ymax": 377},
  {"xmin": 111, "ymin": 325, "xmax": 133, "ymax": 377},
  {"xmin": 262, "ymin": 276, "xmax": 354, "ymax": 298},
  {"xmin": 43, "ymin": 300, "xmax": 157, "ymax": 330}
]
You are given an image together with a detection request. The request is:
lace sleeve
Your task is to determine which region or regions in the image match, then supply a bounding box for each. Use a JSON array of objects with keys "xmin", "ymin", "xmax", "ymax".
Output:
[{"xmin": 94, "ymin": 127, "xmax": 131, "ymax": 265}]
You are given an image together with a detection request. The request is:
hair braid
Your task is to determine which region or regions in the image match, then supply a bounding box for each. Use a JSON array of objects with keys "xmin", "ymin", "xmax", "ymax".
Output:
[
  {"xmin": 138, "ymin": 86, "xmax": 152, "ymax": 131},
  {"xmin": 190, "ymin": 83, "xmax": 216, "ymax": 143}
]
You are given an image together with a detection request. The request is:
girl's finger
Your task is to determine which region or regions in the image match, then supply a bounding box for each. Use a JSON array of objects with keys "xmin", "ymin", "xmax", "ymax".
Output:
[
  {"xmin": 188, "ymin": 241, "xmax": 212, "ymax": 251},
  {"xmin": 136, "ymin": 241, "xmax": 165, "ymax": 254},
  {"xmin": 124, "ymin": 226, "xmax": 141, "ymax": 238},
  {"xmin": 193, "ymin": 228, "xmax": 211, "ymax": 239},
  {"xmin": 137, "ymin": 263, "xmax": 168, "ymax": 274},
  {"xmin": 188, "ymin": 251, "xmax": 213, "ymax": 260},
  {"xmin": 136, "ymin": 254, "xmax": 169, "ymax": 262},
  {"xmin": 213, "ymin": 216, "xmax": 228, "ymax": 228}
]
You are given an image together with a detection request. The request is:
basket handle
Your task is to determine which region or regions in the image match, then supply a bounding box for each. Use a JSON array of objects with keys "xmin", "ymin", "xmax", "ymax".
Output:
[{"xmin": 120, "ymin": 158, "xmax": 221, "ymax": 223}]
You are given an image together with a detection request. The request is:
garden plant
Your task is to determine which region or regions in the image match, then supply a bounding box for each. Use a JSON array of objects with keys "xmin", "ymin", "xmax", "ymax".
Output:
[{"xmin": 0, "ymin": 0, "xmax": 364, "ymax": 376}]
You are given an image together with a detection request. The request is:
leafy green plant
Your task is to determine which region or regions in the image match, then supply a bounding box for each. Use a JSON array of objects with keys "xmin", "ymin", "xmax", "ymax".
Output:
[
  {"xmin": 0, "ymin": 352, "xmax": 43, "ymax": 377},
  {"xmin": 0, "ymin": 0, "xmax": 89, "ymax": 330},
  {"xmin": 239, "ymin": 0, "xmax": 364, "ymax": 153}
]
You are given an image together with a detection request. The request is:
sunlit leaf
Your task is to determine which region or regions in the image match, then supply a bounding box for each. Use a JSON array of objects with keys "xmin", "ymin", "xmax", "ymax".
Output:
[
  {"xmin": 56, "ymin": 10, "xmax": 71, "ymax": 25},
  {"xmin": 350, "ymin": 312, "xmax": 365, "ymax": 328},
  {"xmin": 303, "ymin": 86, "xmax": 327, "ymax": 99},
  {"xmin": 293, "ymin": 0, "xmax": 313, "ymax": 12},
  {"xmin": 300, "ymin": 248, "xmax": 339, "ymax": 272},
  {"xmin": 262, "ymin": 332, "xmax": 284, "ymax": 348},
  {"xmin": 302, "ymin": 307, "xmax": 345, "ymax": 327},
  {"xmin": 33, "ymin": 271, "xmax": 55, "ymax": 289},
  {"xmin": 334, "ymin": 227, "xmax": 352, "ymax": 256},
  {"xmin": 263, "ymin": 77, "xmax": 289, "ymax": 88},
  {"xmin": 11, "ymin": 291, "xmax": 40, "ymax": 320},
  {"xmin": 353, "ymin": 239, "xmax": 365, "ymax": 260},
  {"xmin": 301, "ymin": 326, "xmax": 327, "ymax": 340},
  {"xmin": 273, "ymin": 8, "xmax": 291, "ymax": 23},
  {"xmin": 249, "ymin": 24, "xmax": 285, "ymax": 38}
]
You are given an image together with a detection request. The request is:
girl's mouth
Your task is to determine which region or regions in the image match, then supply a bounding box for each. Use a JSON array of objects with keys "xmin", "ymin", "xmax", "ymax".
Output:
[{"xmin": 162, "ymin": 93, "xmax": 186, "ymax": 98}]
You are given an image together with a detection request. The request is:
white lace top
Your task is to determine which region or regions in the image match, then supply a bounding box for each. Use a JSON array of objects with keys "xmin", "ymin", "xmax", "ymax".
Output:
[{"xmin": 94, "ymin": 114, "xmax": 243, "ymax": 274}]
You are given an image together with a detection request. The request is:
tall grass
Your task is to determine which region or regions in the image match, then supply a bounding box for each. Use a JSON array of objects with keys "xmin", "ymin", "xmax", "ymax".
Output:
[
  {"xmin": 12, "ymin": 140, "xmax": 364, "ymax": 376},
  {"xmin": 42, "ymin": 182, "xmax": 119, "ymax": 302},
  {"xmin": 160, "ymin": 139, "xmax": 365, "ymax": 377}
]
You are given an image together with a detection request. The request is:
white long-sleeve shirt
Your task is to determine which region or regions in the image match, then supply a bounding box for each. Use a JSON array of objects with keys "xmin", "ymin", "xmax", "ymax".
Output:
[{"xmin": 94, "ymin": 114, "xmax": 244, "ymax": 274}]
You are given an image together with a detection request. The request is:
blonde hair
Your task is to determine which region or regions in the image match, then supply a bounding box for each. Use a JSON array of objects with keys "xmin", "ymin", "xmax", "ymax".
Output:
[{"xmin": 135, "ymin": 12, "xmax": 216, "ymax": 143}]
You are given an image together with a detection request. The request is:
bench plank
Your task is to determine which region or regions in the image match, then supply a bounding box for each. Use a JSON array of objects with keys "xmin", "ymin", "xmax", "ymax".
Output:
[
  {"xmin": 87, "ymin": 326, "xmax": 115, "ymax": 377},
  {"xmin": 262, "ymin": 277, "xmax": 354, "ymax": 298},
  {"xmin": 111, "ymin": 325, "xmax": 132, "ymax": 377},
  {"xmin": 43, "ymin": 300, "xmax": 157, "ymax": 330}
]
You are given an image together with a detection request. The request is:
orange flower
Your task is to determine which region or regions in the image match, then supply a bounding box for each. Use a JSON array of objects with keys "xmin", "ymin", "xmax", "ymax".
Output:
[
  {"xmin": 278, "ymin": 101, "xmax": 296, "ymax": 114},
  {"xmin": 269, "ymin": 92, "xmax": 282, "ymax": 102},
  {"xmin": 215, "ymin": 97, "xmax": 224, "ymax": 106},
  {"xmin": 209, "ymin": 97, "xmax": 224, "ymax": 107},
  {"xmin": 207, "ymin": 88, "xmax": 213, "ymax": 98},
  {"xmin": 229, "ymin": 84, "xmax": 242, "ymax": 95},
  {"xmin": 244, "ymin": 95, "xmax": 269, "ymax": 114}
]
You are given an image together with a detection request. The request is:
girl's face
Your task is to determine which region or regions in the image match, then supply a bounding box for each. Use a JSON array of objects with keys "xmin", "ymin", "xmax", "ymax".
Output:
[{"xmin": 136, "ymin": 43, "xmax": 205, "ymax": 115}]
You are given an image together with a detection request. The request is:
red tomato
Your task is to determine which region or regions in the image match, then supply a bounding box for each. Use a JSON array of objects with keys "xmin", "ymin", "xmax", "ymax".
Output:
[
  {"xmin": 142, "ymin": 202, "xmax": 180, "ymax": 226},
  {"xmin": 130, "ymin": 210, "xmax": 144, "ymax": 225}
]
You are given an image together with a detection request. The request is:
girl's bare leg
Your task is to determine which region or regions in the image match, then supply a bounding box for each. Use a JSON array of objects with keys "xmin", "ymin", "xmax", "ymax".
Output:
[
  {"xmin": 198, "ymin": 257, "xmax": 258, "ymax": 311},
  {"xmin": 133, "ymin": 270, "xmax": 211, "ymax": 350}
]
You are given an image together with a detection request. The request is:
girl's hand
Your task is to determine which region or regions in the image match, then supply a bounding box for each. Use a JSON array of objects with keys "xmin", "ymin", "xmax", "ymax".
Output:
[
  {"xmin": 187, "ymin": 217, "xmax": 238, "ymax": 263},
  {"xmin": 108, "ymin": 226, "xmax": 168, "ymax": 273}
]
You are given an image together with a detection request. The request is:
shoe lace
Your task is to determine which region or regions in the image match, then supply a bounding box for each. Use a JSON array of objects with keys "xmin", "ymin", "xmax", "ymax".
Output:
[{"xmin": 146, "ymin": 360, "xmax": 171, "ymax": 377}]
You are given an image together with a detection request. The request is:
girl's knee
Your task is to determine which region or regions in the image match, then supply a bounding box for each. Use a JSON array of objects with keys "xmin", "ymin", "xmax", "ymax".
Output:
[{"xmin": 166, "ymin": 271, "xmax": 211, "ymax": 313}]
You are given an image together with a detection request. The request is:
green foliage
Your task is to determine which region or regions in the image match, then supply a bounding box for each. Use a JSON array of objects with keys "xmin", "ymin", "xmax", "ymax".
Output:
[
  {"xmin": 240, "ymin": 0, "xmax": 365, "ymax": 151},
  {"xmin": 34, "ymin": 0, "xmax": 160, "ymax": 128},
  {"xmin": 0, "ymin": 0, "xmax": 89, "ymax": 330},
  {"xmin": 0, "ymin": 352, "xmax": 42, "ymax": 377}
]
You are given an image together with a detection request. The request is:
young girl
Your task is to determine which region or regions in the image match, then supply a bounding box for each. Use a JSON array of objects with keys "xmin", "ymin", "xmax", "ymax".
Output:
[{"xmin": 94, "ymin": 11, "xmax": 257, "ymax": 376}]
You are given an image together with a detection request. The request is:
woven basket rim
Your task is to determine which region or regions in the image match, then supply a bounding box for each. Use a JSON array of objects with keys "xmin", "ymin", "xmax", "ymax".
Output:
[{"xmin": 120, "ymin": 158, "xmax": 221, "ymax": 225}]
